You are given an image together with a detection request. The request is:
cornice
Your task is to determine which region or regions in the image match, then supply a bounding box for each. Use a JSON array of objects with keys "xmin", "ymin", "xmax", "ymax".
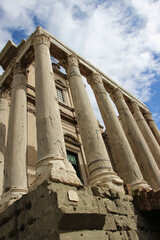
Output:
[{"xmin": 0, "ymin": 26, "xmax": 149, "ymax": 112}]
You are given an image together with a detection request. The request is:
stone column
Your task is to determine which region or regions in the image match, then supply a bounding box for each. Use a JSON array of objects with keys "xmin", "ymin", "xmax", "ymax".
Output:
[
  {"xmin": 144, "ymin": 111, "xmax": 160, "ymax": 146},
  {"xmin": 0, "ymin": 62, "xmax": 28, "ymax": 212},
  {"xmin": 87, "ymin": 73, "xmax": 150, "ymax": 190},
  {"xmin": 130, "ymin": 101, "xmax": 160, "ymax": 168},
  {"xmin": 0, "ymin": 87, "xmax": 9, "ymax": 197},
  {"xmin": 66, "ymin": 55, "xmax": 124, "ymax": 193},
  {"xmin": 110, "ymin": 89, "xmax": 160, "ymax": 190},
  {"xmin": 32, "ymin": 32, "xmax": 81, "ymax": 188}
]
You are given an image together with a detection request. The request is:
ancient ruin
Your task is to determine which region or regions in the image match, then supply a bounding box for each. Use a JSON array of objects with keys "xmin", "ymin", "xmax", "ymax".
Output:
[{"xmin": 0, "ymin": 26, "xmax": 160, "ymax": 239}]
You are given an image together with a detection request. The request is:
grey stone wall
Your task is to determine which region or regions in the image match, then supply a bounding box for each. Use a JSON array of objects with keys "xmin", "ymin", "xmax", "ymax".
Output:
[{"xmin": 0, "ymin": 180, "xmax": 160, "ymax": 240}]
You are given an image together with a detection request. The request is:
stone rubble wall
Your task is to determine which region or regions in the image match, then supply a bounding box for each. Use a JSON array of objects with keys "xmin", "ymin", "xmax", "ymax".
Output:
[{"xmin": 0, "ymin": 180, "xmax": 160, "ymax": 240}]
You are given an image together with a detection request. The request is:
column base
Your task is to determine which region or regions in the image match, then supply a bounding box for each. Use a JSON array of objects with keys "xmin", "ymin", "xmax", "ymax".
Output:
[
  {"xmin": 131, "ymin": 181, "xmax": 151, "ymax": 191},
  {"xmin": 0, "ymin": 188, "xmax": 27, "ymax": 213},
  {"xmin": 30, "ymin": 157, "xmax": 82, "ymax": 191},
  {"xmin": 89, "ymin": 171, "xmax": 125, "ymax": 193}
]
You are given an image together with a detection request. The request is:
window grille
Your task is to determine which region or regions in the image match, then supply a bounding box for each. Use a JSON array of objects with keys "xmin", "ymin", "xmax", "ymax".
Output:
[
  {"xmin": 56, "ymin": 88, "xmax": 64, "ymax": 103},
  {"xmin": 67, "ymin": 150, "xmax": 81, "ymax": 180}
]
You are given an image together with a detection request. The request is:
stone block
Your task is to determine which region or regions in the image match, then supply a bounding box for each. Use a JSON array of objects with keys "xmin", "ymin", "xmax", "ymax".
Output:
[
  {"xmin": 120, "ymin": 231, "xmax": 129, "ymax": 239},
  {"xmin": 109, "ymin": 189, "xmax": 118, "ymax": 199},
  {"xmin": 35, "ymin": 213, "xmax": 57, "ymax": 239},
  {"xmin": 6, "ymin": 216, "xmax": 16, "ymax": 239},
  {"xmin": 91, "ymin": 186, "xmax": 111, "ymax": 198},
  {"xmin": 104, "ymin": 199, "xmax": 117, "ymax": 213},
  {"xmin": 115, "ymin": 199, "xmax": 134, "ymax": 215},
  {"xmin": 58, "ymin": 212, "xmax": 105, "ymax": 231},
  {"xmin": 127, "ymin": 230, "xmax": 139, "ymax": 240},
  {"xmin": 117, "ymin": 192, "xmax": 133, "ymax": 202},
  {"xmin": 59, "ymin": 230, "xmax": 108, "ymax": 240},
  {"xmin": 114, "ymin": 215, "xmax": 137, "ymax": 231},
  {"xmin": 103, "ymin": 213, "xmax": 117, "ymax": 231},
  {"xmin": 18, "ymin": 222, "xmax": 36, "ymax": 240},
  {"xmin": 108, "ymin": 231, "xmax": 122, "ymax": 240}
]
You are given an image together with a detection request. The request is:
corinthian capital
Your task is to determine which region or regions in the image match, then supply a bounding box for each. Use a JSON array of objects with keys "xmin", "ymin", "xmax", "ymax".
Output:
[
  {"xmin": 33, "ymin": 34, "xmax": 50, "ymax": 48},
  {"xmin": 144, "ymin": 111, "xmax": 153, "ymax": 122},
  {"xmin": 12, "ymin": 62, "xmax": 27, "ymax": 76},
  {"xmin": 130, "ymin": 100, "xmax": 140, "ymax": 113},
  {"xmin": 0, "ymin": 86, "xmax": 11, "ymax": 100},
  {"xmin": 110, "ymin": 88, "xmax": 124, "ymax": 102},
  {"xmin": 87, "ymin": 72, "xmax": 103, "ymax": 87},
  {"xmin": 67, "ymin": 54, "xmax": 79, "ymax": 67}
]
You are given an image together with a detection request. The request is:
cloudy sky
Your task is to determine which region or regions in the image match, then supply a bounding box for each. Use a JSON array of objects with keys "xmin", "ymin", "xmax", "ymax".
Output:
[{"xmin": 0, "ymin": 0, "xmax": 160, "ymax": 128}]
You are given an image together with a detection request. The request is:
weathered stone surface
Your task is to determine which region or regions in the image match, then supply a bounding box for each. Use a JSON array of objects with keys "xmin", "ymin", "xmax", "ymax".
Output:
[
  {"xmin": 114, "ymin": 215, "xmax": 137, "ymax": 231},
  {"xmin": 0, "ymin": 180, "xmax": 160, "ymax": 239},
  {"xmin": 108, "ymin": 231, "xmax": 122, "ymax": 240},
  {"xmin": 87, "ymin": 73, "xmax": 148, "ymax": 190},
  {"xmin": 66, "ymin": 55, "xmax": 124, "ymax": 193},
  {"xmin": 115, "ymin": 199, "xmax": 135, "ymax": 215},
  {"xmin": 110, "ymin": 89, "xmax": 159, "ymax": 190},
  {"xmin": 127, "ymin": 230, "xmax": 139, "ymax": 240},
  {"xmin": 120, "ymin": 231, "xmax": 129, "ymax": 240},
  {"xmin": 60, "ymin": 230, "xmax": 108, "ymax": 240},
  {"xmin": 91, "ymin": 186, "xmax": 111, "ymax": 198},
  {"xmin": 0, "ymin": 95, "xmax": 8, "ymax": 197},
  {"xmin": 103, "ymin": 213, "xmax": 117, "ymax": 231},
  {"xmin": 131, "ymin": 100, "xmax": 160, "ymax": 168}
]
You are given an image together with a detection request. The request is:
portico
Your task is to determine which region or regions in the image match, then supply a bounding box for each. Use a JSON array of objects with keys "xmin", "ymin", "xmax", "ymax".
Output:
[{"xmin": 0, "ymin": 26, "xmax": 159, "ymax": 212}]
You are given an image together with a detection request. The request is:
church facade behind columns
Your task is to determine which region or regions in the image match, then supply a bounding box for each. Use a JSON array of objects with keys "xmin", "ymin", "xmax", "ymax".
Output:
[{"xmin": 0, "ymin": 26, "xmax": 160, "ymax": 239}]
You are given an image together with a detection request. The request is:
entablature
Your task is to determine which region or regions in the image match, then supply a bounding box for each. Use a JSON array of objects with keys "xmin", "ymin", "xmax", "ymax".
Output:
[{"xmin": 0, "ymin": 26, "xmax": 149, "ymax": 112}]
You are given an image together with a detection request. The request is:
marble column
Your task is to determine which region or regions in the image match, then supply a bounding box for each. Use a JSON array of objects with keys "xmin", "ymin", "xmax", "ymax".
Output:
[
  {"xmin": 87, "ymin": 73, "xmax": 150, "ymax": 190},
  {"xmin": 0, "ymin": 87, "xmax": 9, "ymax": 197},
  {"xmin": 110, "ymin": 89, "xmax": 160, "ymax": 190},
  {"xmin": 144, "ymin": 111, "xmax": 160, "ymax": 146},
  {"xmin": 32, "ymin": 32, "xmax": 81, "ymax": 188},
  {"xmin": 0, "ymin": 62, "xmax": 28, "ymax": 212},
  {"xmin": 130, "ymin": 101, "xmax": 160, "ymax": 168},
  {"xmin": 66, "ymin": 54, "xmax": 124, "ymax": 193}
]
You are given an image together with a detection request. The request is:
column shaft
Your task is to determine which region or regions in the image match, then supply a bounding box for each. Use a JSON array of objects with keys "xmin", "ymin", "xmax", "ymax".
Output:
[
  {"xmin": 110, "ymin": 89, "xmax": 160, "ymax": 190},
  {"xmin": 66, "ymin": 55, "xmax": 124, "ymax": 192},
  {"xmin": 0, "ymin": 62, "xmax": 28, "ymax": 213},
  {"xmin": 0, "ymin": 89, "xmax": 9, "ymax": 197},
  {"xmin": 33, "ymin": 32, "xmax": 81, "ymax": 188},
  {"xmin": 144, "ymin": 111, "xmax": 160, "ymax": 146},
  {"xmin": 87, "ymin": 73, "xmax": 149, "ymax": 190},
  {"xmin": 130, "ymin": 101, "xmax": 160, "ymax": 168}
]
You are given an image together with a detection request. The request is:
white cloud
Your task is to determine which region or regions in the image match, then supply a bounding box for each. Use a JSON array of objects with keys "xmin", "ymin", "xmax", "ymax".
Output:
[
  {"xmin": 152, "ymin": 112, "xmax": 160, "ymax": 124},
  {"xmin": 0, "ymin": 0, "xmax": 160, "ymax": 126}
]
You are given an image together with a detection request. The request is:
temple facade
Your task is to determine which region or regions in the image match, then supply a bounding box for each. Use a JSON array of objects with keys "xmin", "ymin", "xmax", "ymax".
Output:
[{"xmin": 0, "ymin": 26, "xmax": 160, "ymax": 239}]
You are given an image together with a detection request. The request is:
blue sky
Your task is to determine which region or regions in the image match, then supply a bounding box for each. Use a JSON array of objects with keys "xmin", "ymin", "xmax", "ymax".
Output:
[{"xmin": 0, "ymin": 0, "xmax": 160, "ymax": 129}]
